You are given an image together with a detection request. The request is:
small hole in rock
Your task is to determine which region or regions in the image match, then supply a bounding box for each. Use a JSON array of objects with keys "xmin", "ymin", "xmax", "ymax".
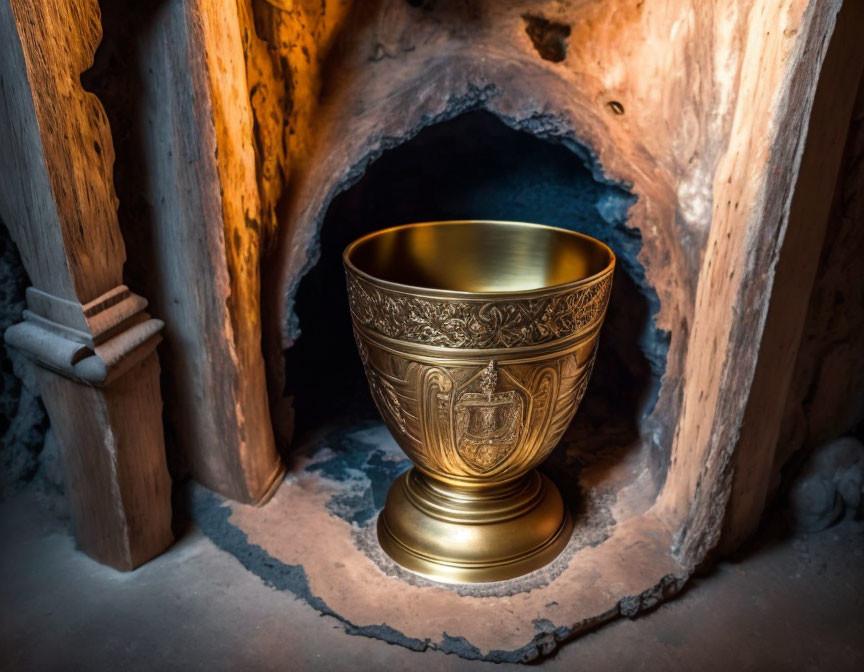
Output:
[
  {"xmin": 608, "ymin": 101, "xmax": 625, "ymax": 116},
  {"xmin": 522, "ymin": 15, "xmax": 571, "ymax": 63}
]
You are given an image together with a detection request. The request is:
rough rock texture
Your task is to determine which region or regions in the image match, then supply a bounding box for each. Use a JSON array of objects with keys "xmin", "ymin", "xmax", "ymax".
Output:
[
  {"xmin": 787, "ymin": 436, "xmax": 864, "ymax": 533},
  {"xmin": 0, "ymin": 222, "xmax": 50, "ymax": 500}
]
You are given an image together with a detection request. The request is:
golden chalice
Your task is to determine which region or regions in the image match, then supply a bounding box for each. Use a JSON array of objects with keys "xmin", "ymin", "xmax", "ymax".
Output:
[{"xmin": 344, "ymin": 221, "xmax": 614, "ymax": 583}]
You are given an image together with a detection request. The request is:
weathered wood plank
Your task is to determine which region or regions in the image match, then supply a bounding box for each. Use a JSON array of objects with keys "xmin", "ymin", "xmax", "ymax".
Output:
[
  {"xmin": 36, "ymin": 354, "xmax": 172, "ymax": 570},
  {"xmin": 0, "ymin": 0, "xmax": 123, "ymax": 303},
  {"xmin": 659, "ymin": 0, "xmax": 845, "ymax": 564},
  {"xmin": 86, "ymin": 0, "xmax": 285, "ymax": 503},
  {"xmin": 718, "ymin": 0, "xmax": 864, "ymax": 554},
  {"xmin": 0, "ymin": 0, "xmax": 172, "ymax": 569}
]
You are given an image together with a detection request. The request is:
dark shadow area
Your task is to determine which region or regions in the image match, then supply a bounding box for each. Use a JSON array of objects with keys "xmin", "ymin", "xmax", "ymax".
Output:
[
  {"xmin": 522, "ymin": 14, "xmax": 571, "ymax": 63},
  {"xmin": 82, "ymin": 0, "xmax": 192, "ymax": 536},
  {"xmin": 286, "ymin": 111, "xmax": 667, "ymax": 457},
  {"xmin": 0, "ymin": 220, "xmax": 51, "ymax": 498},
  {"xmin": 81, "ymin": 0, "xmax": 166, "ymax": 308}
]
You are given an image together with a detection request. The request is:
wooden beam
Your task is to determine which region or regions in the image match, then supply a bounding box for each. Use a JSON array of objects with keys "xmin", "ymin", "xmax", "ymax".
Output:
[
  {"xmin": 0, "ymin": 0, "xmax": 172, "ymax": 570},
  {"xmin": 658, "ymin": 0, "xmax": 845, "ymax": 565},
  {"xmin": 718, "ymin": 0, "xmax": 864, "ymax": 554},
  {"xmin": 88, "ymin": 0, "xmax": 285, "ymax": 504}
]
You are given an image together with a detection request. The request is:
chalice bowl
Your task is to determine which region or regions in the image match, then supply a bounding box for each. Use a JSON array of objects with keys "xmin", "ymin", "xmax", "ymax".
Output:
[{"xmin": 344, "ymin": 221, "xmax": 614, "ymax": 583}]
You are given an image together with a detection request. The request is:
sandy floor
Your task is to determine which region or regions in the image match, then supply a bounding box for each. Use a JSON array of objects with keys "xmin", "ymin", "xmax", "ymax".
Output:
[{"xmin": 1, "ymin": 488, "xmax": 862, "ymax": 671}]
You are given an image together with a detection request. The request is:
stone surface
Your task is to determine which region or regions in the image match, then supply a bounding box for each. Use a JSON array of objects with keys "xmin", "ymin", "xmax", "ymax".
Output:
[
  {"xmin": 787, "ymin": 437, "xmax": 864, "ymax": 533},
  {"xmin": 1, "ymin": 485, "xmax": 862, "ymax": 670},
  {"xmin": 0, "ymin": 221, "xmax": 49, "ymax": 500}
]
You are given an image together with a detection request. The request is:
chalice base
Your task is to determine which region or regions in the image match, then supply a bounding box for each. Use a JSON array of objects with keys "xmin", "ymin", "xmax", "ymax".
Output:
[{"xmin": 377, "ymin": 468, "xmax": 573, "ymax": 583}]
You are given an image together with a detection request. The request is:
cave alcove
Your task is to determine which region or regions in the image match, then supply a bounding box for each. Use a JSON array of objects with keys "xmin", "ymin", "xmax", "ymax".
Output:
[{"xmin": 284, "ymin": 110, "xmax": 668, "ymax": 501}]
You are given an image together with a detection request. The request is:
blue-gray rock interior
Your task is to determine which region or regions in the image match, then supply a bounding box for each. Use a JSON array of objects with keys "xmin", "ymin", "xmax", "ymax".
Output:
[
  {"xmin": 786, "ymin": 436, "xmax": 864, "ymax": 532},
  {"xmin": 0, "ymin": 219, "xmax": 64, "ymax": 511}
]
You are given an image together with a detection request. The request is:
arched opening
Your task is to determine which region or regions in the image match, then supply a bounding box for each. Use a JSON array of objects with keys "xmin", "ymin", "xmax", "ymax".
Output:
[{"xmin": 284, "ymin": 110, "xmax": 668, "ymax": 512}]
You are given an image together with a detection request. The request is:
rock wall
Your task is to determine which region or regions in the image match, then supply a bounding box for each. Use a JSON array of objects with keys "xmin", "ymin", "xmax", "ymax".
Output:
[{"xmin": 0, "ymin": 221, "xmax": 64, "ymax": 512}]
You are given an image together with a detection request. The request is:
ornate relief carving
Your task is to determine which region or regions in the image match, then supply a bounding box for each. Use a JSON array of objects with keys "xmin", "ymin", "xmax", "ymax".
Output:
[
  {"xmin": 347, "ymin": 257, "xmax": 610, "ymax": 480},
  {"xmin": 453, "ymin": 360, "xmax": 523, "ymax": 472},
  {"xmin": 353, "ymin": 328, "xmax": 407, "ymax": 435},
  {"xmin": 346, "ymin": 272, "xmax": 613, "ymax": 349},
  {"xmin": 371, "ymin": 372, "xmax": 407, "ymax": 435},
  {"xmin": 356, "ymin": 336, "xmax": 594, "ymax": 479}
]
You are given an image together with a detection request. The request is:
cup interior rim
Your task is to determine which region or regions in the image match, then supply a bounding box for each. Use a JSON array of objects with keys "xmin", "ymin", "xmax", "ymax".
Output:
[{"xmin": 343, "ymin": 220, "xmax": 616, "ymax": 297}]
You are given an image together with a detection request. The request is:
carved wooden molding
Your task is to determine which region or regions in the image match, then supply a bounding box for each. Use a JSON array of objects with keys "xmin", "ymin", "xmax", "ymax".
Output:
[{"xmin": 6, "ymin": 286, "xmax": 163, "ymax": 386}]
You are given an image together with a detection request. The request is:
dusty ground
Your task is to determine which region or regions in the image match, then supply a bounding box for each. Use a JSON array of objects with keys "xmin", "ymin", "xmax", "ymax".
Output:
[{"xmin": 1, "ymin": 488, "xmax": 862, "ymax": 672}]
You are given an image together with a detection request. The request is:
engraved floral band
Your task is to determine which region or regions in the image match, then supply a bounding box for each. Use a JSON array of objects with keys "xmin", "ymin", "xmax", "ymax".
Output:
[{"xmin": 346, "ymin": 270, "xmax": 613, "ymax": 350}]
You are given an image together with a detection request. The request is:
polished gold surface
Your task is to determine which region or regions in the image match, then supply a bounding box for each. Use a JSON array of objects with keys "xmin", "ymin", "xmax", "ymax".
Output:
[{"xmin": 344, "ymin": 221, "xmax": 614, "ymax": 583}]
